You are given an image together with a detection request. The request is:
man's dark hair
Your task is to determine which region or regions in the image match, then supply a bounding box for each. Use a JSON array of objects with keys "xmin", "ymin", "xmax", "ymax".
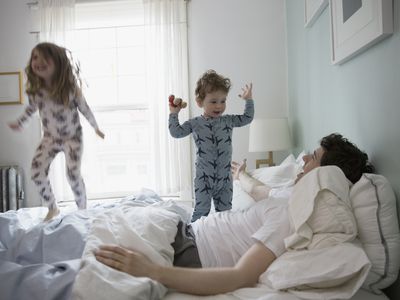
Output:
[{"xmin": 320, "ymin": 133, "xmax": 375, "ymax": 184}]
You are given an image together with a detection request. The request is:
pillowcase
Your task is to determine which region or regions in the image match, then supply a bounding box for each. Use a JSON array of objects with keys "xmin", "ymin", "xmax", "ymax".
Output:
[{"xmin": 350, "ymin": 173, "xmax": 400, "ymax": 294}]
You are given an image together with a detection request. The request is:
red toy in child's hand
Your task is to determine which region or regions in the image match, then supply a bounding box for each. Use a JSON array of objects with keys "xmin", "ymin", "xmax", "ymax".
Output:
[
  {"xmin": 168, "ymin": 94, "xmax": 187, "ymax": 108},
  {"xmin": 169, "ymin": 94, "xmax": 177, "ymax": 107}
]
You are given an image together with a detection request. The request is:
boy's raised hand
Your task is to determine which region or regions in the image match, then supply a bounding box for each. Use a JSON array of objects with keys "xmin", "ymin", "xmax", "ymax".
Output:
[
  {"xmin": 96, "ymin": 129, "xmax": 105, "ymax": 139},
  {"xmin": 8, "ymin": 121, "xmax": 22, "ymax": 131},
  {"xmin": 238, "ymin": 83, "xmax": 253, "ymax": 100},
  {"xmin": 169, "ymin": 103, "xmax": 182, "ymax": 114}
]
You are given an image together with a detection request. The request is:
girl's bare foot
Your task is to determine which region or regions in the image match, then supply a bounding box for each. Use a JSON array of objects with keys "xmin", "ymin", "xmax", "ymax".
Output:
[{"xmin": 44, "ymin": 207, "xmax": 60, "ymax": 222}]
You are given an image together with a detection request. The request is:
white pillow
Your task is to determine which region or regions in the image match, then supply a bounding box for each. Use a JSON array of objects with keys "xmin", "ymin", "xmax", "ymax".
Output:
[
  {"xmin": 261, "ymin": 242, "xmax": 371, "ymax": 300},
  {"xmin": 350, "ymin": 173, "xmax": 400, "ymax": 294}
]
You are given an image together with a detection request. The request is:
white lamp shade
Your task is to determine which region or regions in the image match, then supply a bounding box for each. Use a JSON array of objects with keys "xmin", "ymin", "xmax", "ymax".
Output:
[{"xmin": 249, "ymin": 118, "xmax": 291, "ymax": 152}]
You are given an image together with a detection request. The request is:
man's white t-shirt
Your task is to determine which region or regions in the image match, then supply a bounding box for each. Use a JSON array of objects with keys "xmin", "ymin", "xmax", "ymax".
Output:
[{"xmin": 191, "ymin": 187, "xmax": 293, "ymax": 268}]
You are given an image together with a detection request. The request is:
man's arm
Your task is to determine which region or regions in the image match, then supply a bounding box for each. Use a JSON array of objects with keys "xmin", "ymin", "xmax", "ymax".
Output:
[
  {"xmin": 95, "ymin": 242, "xmax": 276, "ymax": 295},
  {"xmin": 231, "ymin": 160, "xmax": 271, "ymax": 201}
]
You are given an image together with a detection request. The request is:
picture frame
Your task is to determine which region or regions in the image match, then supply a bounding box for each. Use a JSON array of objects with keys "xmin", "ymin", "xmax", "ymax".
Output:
[
  {"xmin": 304, "ymin": 0, "xmax": 329, "ymax": 28},
  {"xmin": 0, "ymin": 71, "xmax": 23, "ymax": 105},
  {"xmin": 330, "ymin": 0, "xmax": 393, "ymax": 65}
]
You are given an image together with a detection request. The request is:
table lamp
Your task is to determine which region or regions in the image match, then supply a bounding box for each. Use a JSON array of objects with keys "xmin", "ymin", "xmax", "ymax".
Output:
[{"xmin": 249, "ymin": 118, "xmax": 291, "ymax": 168}]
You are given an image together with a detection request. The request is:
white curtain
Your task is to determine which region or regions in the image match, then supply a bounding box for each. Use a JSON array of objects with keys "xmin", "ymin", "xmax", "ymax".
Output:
[
  {"xmin": 144, "ymin": 0, "xmax": 192, "ymax": 201},
  {"xmin": 39, "ymin": 0, "xmax": 75, "ymax": 47},
  {"xmin": 38, "ymin": 0, "xmax": 76, "ymax": 202}
]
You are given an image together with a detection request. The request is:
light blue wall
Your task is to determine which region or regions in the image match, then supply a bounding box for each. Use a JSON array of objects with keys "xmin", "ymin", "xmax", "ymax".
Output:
[{"xmin": 286, "ymin": 0, "xmax": 400, "ymax": 298}]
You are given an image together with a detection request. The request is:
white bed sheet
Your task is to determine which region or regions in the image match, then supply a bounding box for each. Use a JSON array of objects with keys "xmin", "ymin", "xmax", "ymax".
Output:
[{"xmin": 165, "ymin": 288, "xmax": 389, "ymax": 300}]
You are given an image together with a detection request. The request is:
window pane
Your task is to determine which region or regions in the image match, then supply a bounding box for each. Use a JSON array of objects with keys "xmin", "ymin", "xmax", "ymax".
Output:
[
  {"xmin": 117, "ymin": 26, "xmax": 144, "ymax": 47},
  {"xmin": 117, "ymin": 46, "xmax": 145, "ymax": 75},
  {"xmin": 88, "ymin": 28, "xmax": 116, "ymax": 49},
  {"xmin": 81, "ymin": 110, "xmax": 151, "ymax": 198},
  {"xmin": 84, "ymin": 76, "xmax": 118, "ymax": 107},
  {"xmin": 75, "ymin": 0, "xmax": 144, "ymax": 29},
  {"xmin": 118, "ymin": 75, "xmax": 146, "ymax": 105}
]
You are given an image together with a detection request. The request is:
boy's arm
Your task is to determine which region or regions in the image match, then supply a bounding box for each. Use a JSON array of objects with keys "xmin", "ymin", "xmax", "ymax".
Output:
[
  {"xmin": 231, "ymin": 83, "xmax": 254, "ymax": 127},
  {"xmin": 95, "ymin": 241, "xmax": 276, "ymax": 296},
  {"xmin": 168, "ymin": 113, "xmax": 192, "ymax": 138}
]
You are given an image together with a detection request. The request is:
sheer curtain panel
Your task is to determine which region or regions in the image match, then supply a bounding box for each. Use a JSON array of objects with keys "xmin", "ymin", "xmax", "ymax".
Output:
[{"xmin": 144, "ymin": 0, "xmax": 192, "ymax": 201}]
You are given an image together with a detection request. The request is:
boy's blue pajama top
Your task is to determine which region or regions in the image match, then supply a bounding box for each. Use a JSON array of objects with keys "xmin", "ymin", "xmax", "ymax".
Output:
[{"xmin": 169, "ymin": 100, "xmax": 254, "ymax": 221}]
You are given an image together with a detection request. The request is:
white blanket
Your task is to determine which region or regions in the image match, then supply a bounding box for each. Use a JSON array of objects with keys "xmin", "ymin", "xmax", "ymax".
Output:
[
  {"xmin": 72, "ymin": 191, "xmax": 190, "ymax": 300},
  {"xmin": 284, "ymin": 165, "xmax": 357, "ymax": 250}
]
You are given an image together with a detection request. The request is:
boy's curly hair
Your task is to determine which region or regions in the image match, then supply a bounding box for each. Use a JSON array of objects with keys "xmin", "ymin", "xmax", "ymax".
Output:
[
  {"xmin": 25, "ymin": 42, "xmax": 82, "ymax": 106},
  {"xmin": 320, "ymin": 133, "xmax": 375, "ymax": 183},
  {"xmin": 195, "ymin": 69, "xmax": 231, "ymax": 101}
]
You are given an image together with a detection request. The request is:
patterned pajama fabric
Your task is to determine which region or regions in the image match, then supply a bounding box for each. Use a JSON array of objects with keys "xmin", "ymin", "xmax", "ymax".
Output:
[
  {"xmin": 169, "ymin": 100, "xmax": 254, "ymax": 221},
  {"xmin": 15, "ymin": 90, "xmax": 99, "ymax": 209}
]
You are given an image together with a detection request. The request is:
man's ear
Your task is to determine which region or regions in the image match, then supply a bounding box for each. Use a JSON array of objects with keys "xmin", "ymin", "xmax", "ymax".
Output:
[{"xmin": 196, "ymin": 98, "xmax": 203, "ymax": 108}]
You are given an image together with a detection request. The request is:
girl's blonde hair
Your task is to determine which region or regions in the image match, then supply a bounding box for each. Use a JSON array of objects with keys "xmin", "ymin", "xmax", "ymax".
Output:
[
  {"xmin": 195, "ymin": 69, "xmax": 231, "ymax": 101},
  {"xmin": 25, "ymin": 42, "xmax": 82, "ymax": 106}
]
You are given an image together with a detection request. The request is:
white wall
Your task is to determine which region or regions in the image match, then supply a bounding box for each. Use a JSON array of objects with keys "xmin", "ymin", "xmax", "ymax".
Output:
[
  {"xmin": 0, "ymin": 0, "xmax": 289, "ymax": 207},
  {"xmin": 186, "ymin": 0, "xmax": 288, "ymax": 169},
  {"xmin": 0, "ymin": 0, "xmax": 40, "ymax": 207}
]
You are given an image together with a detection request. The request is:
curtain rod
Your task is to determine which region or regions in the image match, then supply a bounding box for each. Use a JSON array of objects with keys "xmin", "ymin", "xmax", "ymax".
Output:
[{"xmin": 27, "ymin": 0, "xmax": 190, "ymax": 6}]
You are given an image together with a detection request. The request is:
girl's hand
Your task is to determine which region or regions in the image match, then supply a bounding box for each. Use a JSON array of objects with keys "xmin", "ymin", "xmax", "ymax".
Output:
[
  {"xmin": 8, "ymin": 122, "xmax": 22, "ymax": 131},
  {"xmin": 231, "ymin": 159, "xmax": 247, "ymax": 180},
  {"xmin": 238, "ymin": 83, "xmax": 253, "ymax": 100},
  {"xmin": 95, "ymin": 245, "xmax": 157, "ymax": 278},
  {"xmin": 96, "ymin": 129, "xmax": 105, "ymax": 139},
  {"xmin": 169, "ymin": 103, "xmax": 181, "ymax": 114}
]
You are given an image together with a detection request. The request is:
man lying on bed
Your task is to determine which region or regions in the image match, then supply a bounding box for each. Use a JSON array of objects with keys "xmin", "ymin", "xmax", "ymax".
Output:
[{"xmin": 94, "ymin": 133, "xmax": 374, "ymax": 296}]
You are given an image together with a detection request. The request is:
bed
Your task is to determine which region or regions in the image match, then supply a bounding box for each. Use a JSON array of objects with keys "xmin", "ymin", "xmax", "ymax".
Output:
[{"xmin": 0, "ymin": 154, "xmax": 399, "ymax": 300}]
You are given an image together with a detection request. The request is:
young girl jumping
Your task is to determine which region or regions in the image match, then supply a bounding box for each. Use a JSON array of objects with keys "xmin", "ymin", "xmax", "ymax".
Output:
[{"xmin": 9, "ymin": 42, "xmax": 105, "ymax": 221}]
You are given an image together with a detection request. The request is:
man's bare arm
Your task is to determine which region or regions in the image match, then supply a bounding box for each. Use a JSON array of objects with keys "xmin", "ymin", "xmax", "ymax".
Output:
[
  {"xmin": 95, "ymin": 242, "xmax": 276, "ymax": 295},
  {"xmin": 231, "ymin": 160, "xmax": 271, "ymax": 201}
]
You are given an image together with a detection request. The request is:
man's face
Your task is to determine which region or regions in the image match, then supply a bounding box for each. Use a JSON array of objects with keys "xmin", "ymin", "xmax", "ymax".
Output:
[{"xmin": 295, "ymin": 147, "xmax": 325, "ymax": 184}]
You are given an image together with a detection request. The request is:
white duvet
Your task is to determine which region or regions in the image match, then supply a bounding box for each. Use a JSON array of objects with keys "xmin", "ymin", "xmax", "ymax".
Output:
[{"xmin": 72, "ymin": 191, "xmax": 191, "ymax": 300}]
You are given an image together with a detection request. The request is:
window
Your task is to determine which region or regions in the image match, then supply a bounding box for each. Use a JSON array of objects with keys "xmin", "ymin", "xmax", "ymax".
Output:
[
  {"xmin": 36, "ymin": 0, "xmax": 192, "ymax": 203},
  {"xmin": 65, "ymin": 0, "xmax": 154, "ymax": 199}
]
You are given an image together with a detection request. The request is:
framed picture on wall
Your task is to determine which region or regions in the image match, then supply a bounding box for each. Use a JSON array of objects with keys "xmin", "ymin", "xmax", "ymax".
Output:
[
  {"xmin": 304, "ymin": 0, "xmax": 329, "ymax": 28},
  {"xmin": 330, "ymin": 0, "xmax": 393, "ymax": 65},
  {"xmin": 0, "ymin": 72, "xmax": 23, "ymax": 105}
]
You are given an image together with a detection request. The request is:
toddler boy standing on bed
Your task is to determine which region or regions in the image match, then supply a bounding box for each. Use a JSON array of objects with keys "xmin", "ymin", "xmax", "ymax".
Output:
[{"xmin": 169, "ymin": 69, "xmax": 254, "ymax": 222}]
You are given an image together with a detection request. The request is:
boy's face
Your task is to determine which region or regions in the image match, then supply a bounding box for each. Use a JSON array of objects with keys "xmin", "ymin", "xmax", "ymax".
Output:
[{"xmin": 197, "ymin": 90, "xmax": 227, "ymax": 118}]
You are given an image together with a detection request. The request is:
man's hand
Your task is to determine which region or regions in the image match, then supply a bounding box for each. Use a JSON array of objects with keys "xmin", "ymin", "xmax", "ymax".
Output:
[
  {"xmin": 95, "ymin": 245, "xmax": 158, "ymax": 278},
  {"xmin": 231, "ymin": 159, "xmax": 247, "ymax": 180},
  {"xmin": 238, "ymin": 83, "xmax": 253, "ymax": 100}
]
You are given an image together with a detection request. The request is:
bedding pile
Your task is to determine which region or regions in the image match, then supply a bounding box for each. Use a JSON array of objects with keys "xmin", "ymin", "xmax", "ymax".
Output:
[
  {"xmin": 0, "ymin": 189, "xmax": 190, "ymax": 300},
  {"xmin": 0, "ymin": 153, "xmax": 398, "ymax": 300}
]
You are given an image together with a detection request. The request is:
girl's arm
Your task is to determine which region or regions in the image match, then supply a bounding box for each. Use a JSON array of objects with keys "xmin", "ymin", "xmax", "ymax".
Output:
[
  {"xmin": 8, "ymin": 95, "xmax": 38, "ymax": 130},
  {"xmin": 76, "ymin": 94, "xmax": 104, "ymax": 138},
  {"xmin": 95, "ymin": 241, "xmax": 276, "ymax": 296}
]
